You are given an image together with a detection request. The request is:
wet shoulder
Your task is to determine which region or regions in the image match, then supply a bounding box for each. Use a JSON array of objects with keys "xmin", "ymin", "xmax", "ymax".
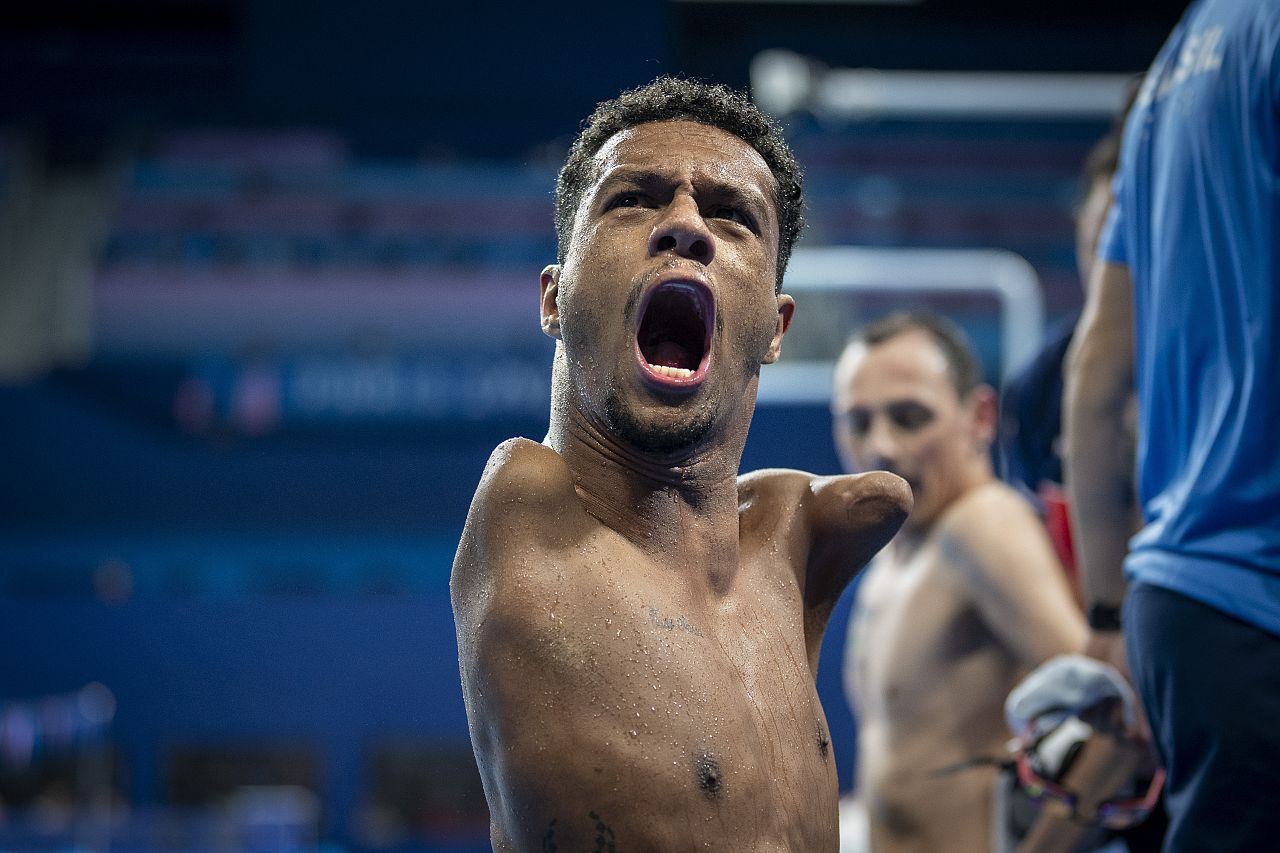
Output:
[
  {"xmin": 474, "ymin": 437, "xmax": 578, "ymax": 514},
  {"xmin": 736, "ymin": 468, "xmax": 910, "ymax": 558},
  {"xmin": 735, "ymin": 468, "xmax": 815, "ymax": 543},
  {"xmin": 451, "ymin": 438, "xmax": 589, "ymax": 608},
  {"xmin": 737, "ymin": 467, "xmax": 811, "ymax": 511}
]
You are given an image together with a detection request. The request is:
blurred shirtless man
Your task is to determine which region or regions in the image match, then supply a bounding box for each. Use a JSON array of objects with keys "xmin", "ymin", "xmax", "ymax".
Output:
[
  {"xmin": 451, "ymin": 77, "xmax": 911, "ymax": 851},
  {"xmin": 832, "ymin": 313, "xmax": 1086, "ymax": 852}
]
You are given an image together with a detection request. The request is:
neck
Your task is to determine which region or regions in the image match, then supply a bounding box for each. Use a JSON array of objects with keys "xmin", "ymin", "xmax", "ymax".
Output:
[{"xmin": 546, "ymin": 382, "xmax": 752, "ymax": 571}]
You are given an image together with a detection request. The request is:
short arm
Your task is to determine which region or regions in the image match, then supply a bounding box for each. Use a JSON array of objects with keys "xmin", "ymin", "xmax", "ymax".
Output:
[
  {"xmin": 804, "ymin": 472, "xmax": 912, "ymax": 608},
  {"xmin": 802, "ymin": 471, "xmax": 911, "ymax": 661}
]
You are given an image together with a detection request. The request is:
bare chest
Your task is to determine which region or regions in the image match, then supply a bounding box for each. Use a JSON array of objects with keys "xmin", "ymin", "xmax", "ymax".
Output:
[
  {"xmin": 848, "ymin": 549, "xmax": 1012, "ymax": 732},
  {"xmin": 511, "ymin": 541, "xmax": 838, "ymax": 848}
]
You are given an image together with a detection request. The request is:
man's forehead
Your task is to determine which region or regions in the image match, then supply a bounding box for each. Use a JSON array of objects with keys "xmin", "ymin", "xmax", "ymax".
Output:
[
  {"xmin": 588, "ymin": 120, "xmax": 774, "ymax": 191},
  {"xmin": 837, "ymin": 333, "xmax": 956, "ymax": 400}
]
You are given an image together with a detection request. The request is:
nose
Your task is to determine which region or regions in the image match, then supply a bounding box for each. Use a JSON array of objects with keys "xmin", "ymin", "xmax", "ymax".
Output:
[
  {"xmin": 648, "ymin": 192, "xmax": 714, "ymax": 264},
  {"xmin": 864, "ymin": 415, "xmax": 901, "ymax": 472}
]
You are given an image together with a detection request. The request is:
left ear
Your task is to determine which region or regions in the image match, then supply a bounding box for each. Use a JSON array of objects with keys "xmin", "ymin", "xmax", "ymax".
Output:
[
  {"xmin": 540, "ymin": 264, "xmax": 562, "ymax": 340},
  {"xmin": 762, "ymin": 293, "xmax": 795, "ymax": 364},
  {"xmin": 967, "ymin": 383, "xmax": 999, "ymax": 447}
]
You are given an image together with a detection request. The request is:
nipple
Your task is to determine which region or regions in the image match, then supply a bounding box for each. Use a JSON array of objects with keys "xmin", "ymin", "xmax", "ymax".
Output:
[{"xmin": 694, "ymin": 752, "xmax": 723, "ymax": 798}]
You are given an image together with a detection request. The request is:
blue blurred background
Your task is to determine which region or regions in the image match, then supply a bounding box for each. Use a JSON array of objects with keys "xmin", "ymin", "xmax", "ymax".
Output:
[{"xmin": 0, "ymin": 1, "xmax": 1183, "ymax": 850}]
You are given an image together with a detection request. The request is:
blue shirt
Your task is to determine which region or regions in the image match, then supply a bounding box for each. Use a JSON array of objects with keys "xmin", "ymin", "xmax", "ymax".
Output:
[
  {"xmin": 1099, "ymin": 0, "xmax": 1280, "ymax": 633},
  {"xmin": 999, "ymin": 313, "xmax": 1077, "ymax": 497}
]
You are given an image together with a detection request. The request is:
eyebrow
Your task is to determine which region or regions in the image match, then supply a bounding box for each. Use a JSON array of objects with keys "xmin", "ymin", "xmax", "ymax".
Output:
[
  {"xmin": 711, "ymin": 182, "xmax": 771, "ymax": 218},
  {"xmin": 837, "ymin": 399, "xmax": 934, "ymax": 417},
  {"xmin": 595, "ymin": 166, "xmax": 772, "ymax": 216},
  {"xmin": 595, "ymin": 168, "xmax": 674, "ymax": 197}
]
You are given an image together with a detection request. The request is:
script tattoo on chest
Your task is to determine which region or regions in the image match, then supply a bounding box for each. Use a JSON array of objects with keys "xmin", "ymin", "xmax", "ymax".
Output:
[{"xmin": 647, "ymin": 605, "xmax": 704, "ymax": 637}]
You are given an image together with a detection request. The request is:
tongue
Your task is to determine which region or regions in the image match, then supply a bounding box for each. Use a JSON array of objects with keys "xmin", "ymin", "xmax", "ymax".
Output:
[{"xmin": 650, "ymin": 341, "xmax": 692, "ymax": 369}]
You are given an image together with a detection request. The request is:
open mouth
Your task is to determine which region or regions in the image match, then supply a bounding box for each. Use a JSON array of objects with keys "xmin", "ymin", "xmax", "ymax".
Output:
[{"xmin": 635, "ymin": 281, "xmax": 713, "ymax": 389}]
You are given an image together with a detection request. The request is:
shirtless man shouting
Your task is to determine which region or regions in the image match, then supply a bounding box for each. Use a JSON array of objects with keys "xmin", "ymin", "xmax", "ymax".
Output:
[
  {"xmin": 832, "ymin": 313, "xmax": 1086, "ymax": 853},
  {"xmin": 451, "ymin": 77, "xmax": 911, "ymax": 851}
]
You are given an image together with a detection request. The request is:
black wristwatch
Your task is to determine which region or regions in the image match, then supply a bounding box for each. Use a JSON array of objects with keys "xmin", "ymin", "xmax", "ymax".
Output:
[{"xmin": 1087, "ymin": 602, "xmax": 1123, "ymax": 631}]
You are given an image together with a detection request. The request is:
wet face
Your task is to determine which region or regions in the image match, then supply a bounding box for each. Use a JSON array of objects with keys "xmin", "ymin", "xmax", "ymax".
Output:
[
  {"xmin": 541, "ymin": 120, "xmax": 794, "ymax": 454},
  {"xmin": 831, "ymin": 329, "xmax": 991, "ymax": 532}
]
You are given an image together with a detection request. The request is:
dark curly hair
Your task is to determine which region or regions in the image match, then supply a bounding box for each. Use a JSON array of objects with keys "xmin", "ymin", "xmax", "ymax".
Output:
[{"xmin": 554, "ymin": 76, "xmax": 805, "ymax": 292}]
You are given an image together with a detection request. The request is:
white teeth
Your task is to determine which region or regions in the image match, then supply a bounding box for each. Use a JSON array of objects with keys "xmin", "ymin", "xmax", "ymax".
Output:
[{"xmin": 649, "ymin": 363, "xmax": 695, "ymax": 379}]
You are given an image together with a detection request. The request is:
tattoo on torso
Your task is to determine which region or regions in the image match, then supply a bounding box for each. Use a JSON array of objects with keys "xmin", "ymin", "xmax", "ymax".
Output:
[
  {"xmin": 542, "ymin": 812, "xmax": 618, "ymax": 852},
  {"xmin": 646, "ymin": 605, "xmax": 704, "ymax": 637}
]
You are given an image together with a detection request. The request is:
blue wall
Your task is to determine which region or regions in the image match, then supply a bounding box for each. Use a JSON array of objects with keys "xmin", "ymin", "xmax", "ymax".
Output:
[{"xmin": 1, "ymin": 361, "xmax": 862, "ymax": 849}]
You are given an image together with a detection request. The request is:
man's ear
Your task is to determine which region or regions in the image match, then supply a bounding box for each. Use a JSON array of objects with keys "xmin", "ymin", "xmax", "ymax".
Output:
[
  {"xmin": 762, "ymin": 293, "xmax": 795, "ymax": 364},
  {"xmin": 540, "ymin": 265, "xmax": 562, "ymax": 339},
  {"xmin": 968, "ymin": 384, "xmax": 999, "ymax": 447}
]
